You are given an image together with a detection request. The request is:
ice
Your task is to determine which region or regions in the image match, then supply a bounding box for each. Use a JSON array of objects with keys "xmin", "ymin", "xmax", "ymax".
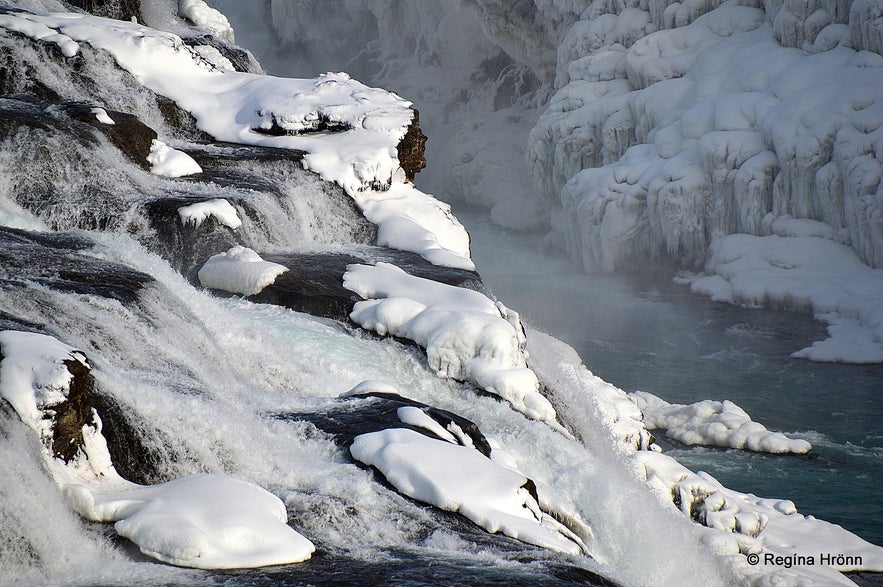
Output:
[
  {"xmin": 685, "ymin": 233, "xmax": 883, "ymax": 363},
  {"xmin": 350, "ymin": 427, "xmax": 585, "ymax": 555},
  {"xmin": 198, "ymin": 245, "xmax": 287, "ymax": 296},
  {"xmin": 635, "ymin": 449, "xmax": 883, "ymax": 584},
  {"xmin": 529, "ymin": 0, "xmax": 883, "ymax": 291},
  {"xmin": 146, "ymin": 139, "xmax": 203, "ymax": 178},
  {"xmin": 177, "ymin": 198, "xmax": 242, "ymax": 230},
  {"xmin": 343, "ymin": 262, "xmax": 555, "ymax": 421},
  {"xmin": 629, "ymin": 390, "xmax": 812, "ymax": 454}
]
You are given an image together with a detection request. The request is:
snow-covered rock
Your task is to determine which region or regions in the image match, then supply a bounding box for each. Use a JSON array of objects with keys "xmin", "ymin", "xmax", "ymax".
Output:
[
  {"xmin": 198, "ymin": 246, "xmax": 287, "ymax": 296},
  {"xmin": 343, "ymin": 262, "xmax": 555, "ymax": 421},
  {"xmin": 147, "ymin": 139, "xmax": 202, "ymax": 177}
]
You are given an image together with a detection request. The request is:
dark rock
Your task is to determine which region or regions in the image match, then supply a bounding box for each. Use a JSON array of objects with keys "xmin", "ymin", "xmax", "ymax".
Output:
[
  {"xmin": 275, "ymin": 391, "xmax": 494, "ymax": 459},
  {"xmin": 248, "ymin": 252, "xmax": 364, "ymax": 319},
  {"xmin": 52, "ymin": 355, "xmax": 95, "ymax": 462},
  {"xmin": 397, "ymin": 109, "xmax": 427, "ymax": 181},
  {"xmin": 65, "ymin": 0, "xmax": 142, "ymax": 22},
  {"xmin": 140, "ymin": 196, "xmax": 239, "ymax": 282},
  {"xmin": 181, "ymin": 34, "xmax": 264, "ymax": 74},
  {"xmin": 89, "ymin": 393, "xmax": 182, "ymax": 485},
  {"xmin": 0, "ymin": 226, "xmax": 153, "ymax": 304},
  {"xmin": 64, "ymin": 103, "xmax": 157, "ymax": 170},
  {"xmin": 225, "ymin": 246, "xmax": 484, "ymax": 321}
]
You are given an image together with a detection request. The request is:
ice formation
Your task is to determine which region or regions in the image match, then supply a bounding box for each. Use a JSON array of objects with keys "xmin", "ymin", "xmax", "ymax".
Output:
[
  {"xmin": 630, "ymin": 390, "xmax": 813, "ymax": 454},
  {"xmin": 198, "ymin": 246, "xmax": 288, "ymax": 296},
  {"xmin": 0, "ymin": 330, "xmax": 314, "ymax": 569},
  {"xmin": 343, "ymin": 262, "xmax": 555, "ymax": 421}
]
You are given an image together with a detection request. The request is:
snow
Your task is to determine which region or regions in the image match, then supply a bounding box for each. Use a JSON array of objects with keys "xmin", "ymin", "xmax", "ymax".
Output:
[
  {"xmin": 0, "ymin": 330, "xmax": 315, "ymax": 570},
  {"xmin": 349, "ymin": 427, "xmax": 585, "ymax": 555},
  {"xmin": 177, "ymin": 0, "xmax": 235, "ymax": 43},
  {"xmin": 90, "ymin": 107, "xmax": 115, "ymax": 125},
  {"xmin": 65, "ymin": 474, "xmax": 314, "ymax": 569},
  {"xmin": 0, "ymin": 8, "xmax": 473, "ymax": 269},
  {"xmin": 177, "ymin": 198, "xmax": 242, "ymax": 230},
  {"xmin": 636, "ymin": 450, "xmax": 883, "ymax": 583},
  {"xmin": 343, "ymin": 262, "xmax": 555, "ymax": 422},
  {"xmin": 147, "ymin": 139, "xmax": 203, "ymax": 178},
  {"xmin": 354, "ymin": 183, "xmax": 474, "ymax": 271},
  {"xmin": 0, "ymin": 330, "xmax": 87, "ymax": 434},
  {"xmin": 682, "ymin": 233, "xmax": 883, "ymax": 363},
  {"xmin": 197, "ymin": 245, "xmax": 287, "ymax": 296},
  {"xmin": 629, "ymin": 391, "xmax": 812, "ymax": 454}
]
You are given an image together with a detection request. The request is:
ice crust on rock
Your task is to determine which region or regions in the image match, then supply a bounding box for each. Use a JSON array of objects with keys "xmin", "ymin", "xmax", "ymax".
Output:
[
  {"xmin": 177, "ymin": 0, "xmax": 235, "ymax": 43},
  {"xmin": 343, "ymin": 262, "xmax": 555, "ymax": 421},
  {"xmin": 630, "ymin": 391, "xmax": 812, "ymax": 454},
  {"xmin": 636, "ymin": 450, "xmax": 883, "ymax": 583},
  {"xmin": 0, "ymin": 330, "xmax": 314, "ymax": 569},
  {"xmin": 528, "ymin": 0, "xmax": 883, "ymax": 292},
  {"xmin": 198, "ymin": 246, "xmax": 288, "ymax": 296}
]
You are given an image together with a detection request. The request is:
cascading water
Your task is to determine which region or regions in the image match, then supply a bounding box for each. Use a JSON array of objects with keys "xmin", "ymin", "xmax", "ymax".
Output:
[{"xmin": 1, "ymin": 2, "xmax": 881, "ymax": 586}]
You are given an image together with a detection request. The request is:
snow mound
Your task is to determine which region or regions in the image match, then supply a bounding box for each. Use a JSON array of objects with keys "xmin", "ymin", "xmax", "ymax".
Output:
[
  {"xmin": 178, "ymin": 198, "xmax": 241, "ymax": 229},
  {"xmin": 350, "ymin": 427, "xmax": 584, "ymax": 555},
  {"xmin": 0, "ymin": 330, "xmax": 314, "ymax": 570},
  {"xmin": 147, "ymin": 139, "xmax": 202, "ymax": 178},
  {"xmin": 65, "ymin": 474, "xmax": 314, "ymax": 569},
  {"xmin": 630, "ymin": 391, "xmax": 812, "ymax": 454},
  {"xmin": 198, "ymin": 246, "xmax": 287, "ymax": 296},
  {"xmin": 343, "ymin": 263, "xmax": 555, "ymax": 421},
  {"xmin": 684, "ymin": 233, "xmax": 883, "ymax": 363},
  {"xmin": 90, "ymin": 107, "xmax": 115, "ymax": 125}
]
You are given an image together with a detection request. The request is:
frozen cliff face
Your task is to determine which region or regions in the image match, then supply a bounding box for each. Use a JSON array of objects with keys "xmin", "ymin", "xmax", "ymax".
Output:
[{"xmin": 529, "ymin": 0, "xmax": 883, "ymax": 273}]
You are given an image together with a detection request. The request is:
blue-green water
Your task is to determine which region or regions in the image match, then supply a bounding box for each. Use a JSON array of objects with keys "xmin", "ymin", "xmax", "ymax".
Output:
[{"xmin": 456, "ymin": 207, "xmax": 883, "ymax": 548}]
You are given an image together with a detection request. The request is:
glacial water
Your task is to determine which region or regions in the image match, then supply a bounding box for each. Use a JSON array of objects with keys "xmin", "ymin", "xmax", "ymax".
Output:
[{"xmin": 454, "ymin": 206, "xmax": 883, "ymax": 548}]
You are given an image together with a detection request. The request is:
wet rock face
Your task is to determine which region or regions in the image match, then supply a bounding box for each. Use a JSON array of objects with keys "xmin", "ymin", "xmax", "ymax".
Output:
[
  {"xmin": 64, "ymin": 102, "xmax": 158, "ymax": 170},
  {"xmin": 0, "ymin": 226, "xmax": 153, "ymax": 304},
  {"xmin": 140, "ymin": 196, "xmax": 239, "ymax": 283},
  {"xmin": 52, "ymin": 356, "xmax": 94, "ymax": 463},
  {"xmin": 397, "ymin": 109, "xmax": 427, "ymax": 181},
  {"xmin": 66, "ymin": 0, "xmax": 142, "ymax": 22}
]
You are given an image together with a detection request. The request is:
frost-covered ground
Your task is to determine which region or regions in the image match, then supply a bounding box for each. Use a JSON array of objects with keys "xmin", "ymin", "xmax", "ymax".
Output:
[{"xmin": 0, "ymin": 2, "xmax": 881, "ymax": 587}]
